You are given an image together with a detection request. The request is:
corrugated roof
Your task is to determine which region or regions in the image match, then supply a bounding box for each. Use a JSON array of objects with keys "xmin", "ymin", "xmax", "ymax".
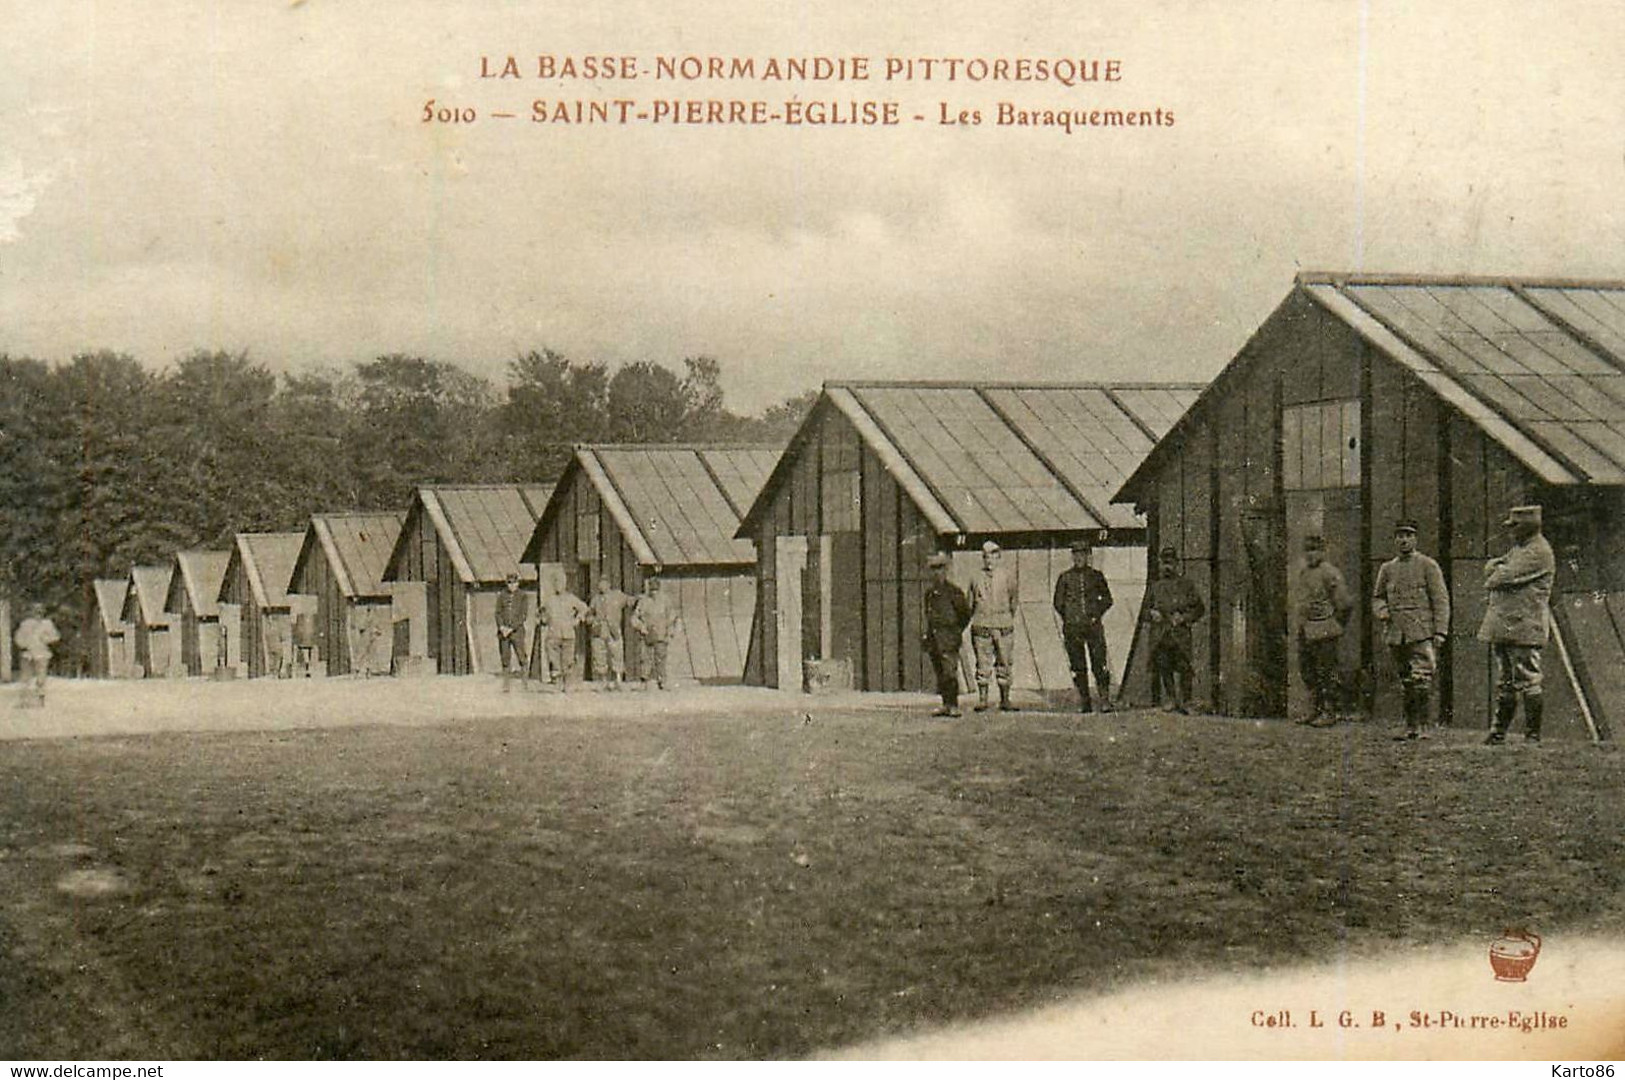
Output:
[
  {"xmin": 92, "ymin": 579, "xmax": 128, "ymax": 635},
  {"xmin": 699, "ymin": 447, "xmax": 782, "ymax": 517},
  {"xmin": 738, "ymin": 382, "xmax": 1201, "ymax": 538},
  {"xmin": 225, "ymin": 532, "xmax": 305, "ymax": 609},
  {"xmin": 308, "ymin": 512, "xmax": 406, "ymax": 598},
  {"xmin": 125, "ymin": 565, "xmax": 173, "ymax": 627},
  {"xmin": 166, "ymin": 550, "xmax": 230, "ymax": 619},
  {"xmin": 388, "ymin": 486, "xmax": 550, "ymax": 585},
  {"xmin": 556, "ymin": 445, "xmax": 776, "ymax": 567},
  {"xmin": 1115, "ymin": 273, "xmax": 1625, "ymax": 504}
]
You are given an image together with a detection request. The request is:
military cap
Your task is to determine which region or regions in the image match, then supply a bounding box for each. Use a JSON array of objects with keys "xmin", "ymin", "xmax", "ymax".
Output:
[
  {"xmin": 1158, "ymin": 545, "xmax": 1179, "ymax": 559},
  {"xmin": 1502, "ymin": 504, "xmax": 1542, "ymax": 528},
  {"xmin": 1393, "ymin": 519, "xmax": 1419, "ymax": 534},
  {"xmin": 982, "ymin": 540, "xmax": 1001, "ymax": 554},
  {"xmin": 1069, "ymin": 539, "xmax": 1091, "ymax": 553},
  {"xmin": 1303, "ymin": 534, "xmax": 1326, "ymax": 551},
  {"xmin": 926, "ymin": 552, "xmax": 951, "ymax": 568}
]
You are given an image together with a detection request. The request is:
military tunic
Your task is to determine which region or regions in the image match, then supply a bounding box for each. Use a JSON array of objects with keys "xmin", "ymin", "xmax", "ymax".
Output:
[
  {"xmin": 922, "ymin": 579, "xmax": 972, "ymax": 709},
  {"xmin": 1373, "ymin": 551, "xmax": 1451, "ymax": 691},
  {"xmin": 1478, "ymin": 533, "xmax": 1555, "ymax": 695},
  {"xmin": 1053, "ymin": 565, "xmax": 1114, "ymax": 698},
  {"xmin": 1146, "ymin": 574, "xmax": 1205, "ymax": 707},
  {"xmin": 1295, "ymin": 560, "xmax": 1352, "ymax": 717}
]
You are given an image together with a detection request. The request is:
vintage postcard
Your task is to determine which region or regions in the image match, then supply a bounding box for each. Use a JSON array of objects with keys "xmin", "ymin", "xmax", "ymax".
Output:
[{"xmin": 2, "ymin": 0, "xmax": 1624, "ymax": 1065}]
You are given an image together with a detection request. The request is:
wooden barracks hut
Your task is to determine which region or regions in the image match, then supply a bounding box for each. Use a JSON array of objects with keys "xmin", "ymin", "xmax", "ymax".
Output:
[
  {"xmin": 220, "ymin": 531, "xmax": 315, "ymax": 678},
  {"xmin": 382, "ymin": 485, "xmax": 551, "ymax": 675},
  {"xmin": 288, "ymin": 512, "xmax": 406, "ymax": 676},
  {"xmin": 164, "ymin": 550, "xmax": 233, "ymax": 676},
  {"xmin": 86, "ymin": 578, "xmax": 134, "ymax": 678},
  {"xmin": 1114, "ymin": 272, "xmax": 1625, "ymax": 741},
  {"xmin": 522, "ymin": 444, "xmax": 780, "ymax": 684},
  {"xmin": 123, "ymin": 564, "xmax": 179, "ymax": 678},
  {"xmin": 735, "ymin": 381, "xmax": 1201, "ymax": 696}
]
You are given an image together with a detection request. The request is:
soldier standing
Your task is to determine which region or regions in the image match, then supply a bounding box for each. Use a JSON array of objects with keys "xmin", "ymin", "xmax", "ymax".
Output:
[
  {"xmin": 495, "ymin": 571, "xmax": 531, "ymax": 692},
  {"xmin": 588, "ymin": 577, "xmax": 632, "ymax": 690},
  {"xmin": 1145, "ymin": 546, "xmax": 1205, "ymax": 714},
  {"xmin": 540, "ymin": 582, "xmax": 590, "ymax": 692},
  {"xmin": 1295, "ymin": 535, "xmax": 1354, "ymax": 726},
  {"xmin": 967, "ymin": 540, "xmax": 1020, "ymax": 712},
  {"xmin": 630, "ymin": 577, "xmax": 680, "ymax": 691},
  {"xmin": 1053, "ymin": 540, "xmax": 1114, "ymax": 714},
  {"xmin": 921, "ymin": 552, "xmax": 971, "ymax": 717},
  {"xmin": 1479, "ymin": 505, "xmax": 1555, "ymax": 746},
  {"xmin": 1372, "ymin": 519, "xmax": 1451, "ymax": 741}
]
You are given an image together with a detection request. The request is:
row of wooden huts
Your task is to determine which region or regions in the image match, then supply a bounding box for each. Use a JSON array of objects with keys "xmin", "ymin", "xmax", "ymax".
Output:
[{"xmin": 73, "ymin": 271, "xmax": 1625, "ymax": 741}]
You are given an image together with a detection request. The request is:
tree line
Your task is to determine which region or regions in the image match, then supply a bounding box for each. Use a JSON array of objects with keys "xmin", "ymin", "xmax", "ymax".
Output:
[{"xmin": 0, "ymin": 348, "xmax": 817, "ymax": 670}]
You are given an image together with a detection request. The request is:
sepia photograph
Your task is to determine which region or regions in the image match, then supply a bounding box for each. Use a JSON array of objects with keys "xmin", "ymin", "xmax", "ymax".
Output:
[{"xmin": 2, "ymin": 0, "xmax": 1624, "ymax": 1064}]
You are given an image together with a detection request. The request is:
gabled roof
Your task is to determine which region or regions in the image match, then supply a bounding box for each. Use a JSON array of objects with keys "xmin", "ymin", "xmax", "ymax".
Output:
[
  {"xmin": 737, "ymin": 381, "xmax": 1202, "ymax": 538},
  {"xmin": 293, "ymin": 512, "xmax": 406, "ymax": 600},
  {"xmin": 524, "ymin": 445, "xmax": 780, "ymax": 567},
  {"xmin": 123, "ymin": 565, "xmax": 174, "ymax": 628},
  {"xmin": 1116, "ymin": 272, "xmax": 1625, "ymax": 502},
  {"xmin": 92, "ymin": 579, "xmax": 129, "ymax": 635},
  {"xmin": 222, "ymin": 532, "xmax": 305, "ymax": 610},
  {"xmin": 164, "ymin": 550, "xmax": 230, "ymax": 619},
  {"xmin": 385, "ymin": 485, "xmax": 550, "ymax": 585}
]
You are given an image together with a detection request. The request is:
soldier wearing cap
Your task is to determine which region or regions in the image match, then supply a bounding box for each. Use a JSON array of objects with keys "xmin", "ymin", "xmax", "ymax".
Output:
[
  {"xmin": 495, "ymin": 570, "xmax": 531, "ymax": 692},
  {"xmin": 967, "ymin": 540, "xmax": 1020, "ymax": 712},
  {"xmin": 1145, "ymin": 546, "xmax": 1205, "ymax": 714},
  {"xmin": 1478, "ymin": 504, "xmax": 1555, "ymax": 745},
  {"xmin": 921, "ymin": 552, "xmax": 972, "ymax": 717},
  {"xmin": 1295, "ymin": 535, "xmax": 1354, "ymax": 726},
  {"xmin": 1053, "ymin": 539, "xmax": 1115, "ymax": 713},
  {"xmin": 1373, "ymin": 518, "xmax": 1451, "ymax": 740}
]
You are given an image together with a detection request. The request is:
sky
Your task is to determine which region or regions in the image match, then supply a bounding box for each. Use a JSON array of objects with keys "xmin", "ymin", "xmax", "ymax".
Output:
[{"xmin": 2, "ymin": 0, "xmax": 1623, "ymax": 413}]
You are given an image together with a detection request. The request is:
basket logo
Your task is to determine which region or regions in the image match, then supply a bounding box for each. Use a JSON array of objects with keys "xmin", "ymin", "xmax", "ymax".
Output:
[{"xmin": 1488, "ymin": 928, "xmax": 1541, "ymax": 982}]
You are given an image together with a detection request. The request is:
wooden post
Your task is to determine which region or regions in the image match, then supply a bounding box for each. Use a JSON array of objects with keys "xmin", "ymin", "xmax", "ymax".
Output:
[{"xmin": 0, "ymin": 597, "xmax": 9, "ymax": 681}]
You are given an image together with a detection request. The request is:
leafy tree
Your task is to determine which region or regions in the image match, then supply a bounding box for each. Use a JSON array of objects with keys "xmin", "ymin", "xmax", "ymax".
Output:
[
  {"xmin": 605, "ymin": 361, "xmax": 691, "ymax": 443},
  {"xmin": 498, "ymin": 349, "xmax": 609, "ymax": 480}
]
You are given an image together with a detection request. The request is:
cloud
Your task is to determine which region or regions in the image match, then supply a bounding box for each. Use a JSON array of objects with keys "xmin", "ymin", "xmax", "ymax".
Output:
[{"xmin": 0, "ymin": 162, "xmax": 53, "ymax": 244}]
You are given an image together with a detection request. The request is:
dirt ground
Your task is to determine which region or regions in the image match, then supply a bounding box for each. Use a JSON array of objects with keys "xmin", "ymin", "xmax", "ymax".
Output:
[{"xmin": 0, "ymin": 674, "xmax": 1621, "ymax": 1060}]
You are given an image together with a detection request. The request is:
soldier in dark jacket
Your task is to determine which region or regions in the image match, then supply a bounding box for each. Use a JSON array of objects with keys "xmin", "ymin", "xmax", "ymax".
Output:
[
  {"xmin": 495, "ymin": 571, "xmax": 531, "ymax": 691},
  {"xmin": 921, "ymin": 552, "xmax": 972, "ymax": 717},
  {"xmin": 1295, "ymin": 535, "xmax": 1354, "ymax": 726},
  {"xmin": 1053, "ymin": 539, "xmax": 1115, "ymax": 713},
  {"xmin": 1146, "ymin": 546, "xmax": 1205, "ymax": 714}
]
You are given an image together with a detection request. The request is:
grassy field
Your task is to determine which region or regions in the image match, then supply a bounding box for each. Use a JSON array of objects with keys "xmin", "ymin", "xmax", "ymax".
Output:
[{"xmin": 0, "ymin": 696, "xmax": 1621, "ymax": 1059}]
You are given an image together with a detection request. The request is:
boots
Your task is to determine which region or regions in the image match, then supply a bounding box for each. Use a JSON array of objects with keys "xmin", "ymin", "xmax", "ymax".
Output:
[
  {"xmin": 998, "ymin": 684, "xmax": 1019, "ymax": 712},
  {"xmin": 975, "ymin": 686, "xmax": 991, "ymax": 713},
  {"xmin": 1393, "ymin": 685, "xmax": 1429, "ymax": 741},
  {"xmin": 1523, "ymin": 692, "xmax": 1543, "ymax": 744},
  {"xmin": 1172, "ymin": 673, "xmax": 1191, "ymax": 715},
  {"xmin": 1098, "ymin": 675, "xmax": 1114, "ymax": 714},
  {"xmin": 1485, "ymin": 694, "xmax": 1516, "ymax": 745},
  {"xmin": 1075, "ymin": 678, "xmax": 1093, "ymax": 714}
]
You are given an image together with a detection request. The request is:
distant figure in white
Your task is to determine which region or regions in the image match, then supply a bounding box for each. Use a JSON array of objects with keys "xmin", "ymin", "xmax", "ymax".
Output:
[{"xmin": 14, "ymin": 603, "xmax": 60, "ymax": 707}]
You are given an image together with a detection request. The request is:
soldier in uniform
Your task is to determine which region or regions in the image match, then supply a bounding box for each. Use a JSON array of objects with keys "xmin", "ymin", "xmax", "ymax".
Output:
[
  {"xmin": 1372, "ymin": 519, "xmax": 1451, "ymax": 741},
  {"xmin": 1052, "ymin": 539, "xmax": 1115, "ymax": 714},
  {"xmin": 495, "ymin": 571, "xmax": 531, "ymax": 692},
  {"xmin": 921, "ymin": 552, "xmax": 971, "ymax": 717},
  {"xmin": 1294, "ymin": 535, "xmax": 1353, "ymax": 726},
  {"xmin": 588, "ymin": 577, "xmax": 632, "ymax": 689},
  {"xmin": 630, "ymin": 576, "xmax": 680, "ymax": 691},
  {"xmin": 1145, "ymin": 546, "xmax": 1205, "ymax": 714},
  {"xmin": 540, "ymin": 581, "xmax": 590, "ymax": 692},
  {"xmin": 1479, "ymin": 505, "xmax": 1556, "ymax": 745},
  {"xmin": 968, "ymin": 540, "xmax": 1020, "ymax": 713}
]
